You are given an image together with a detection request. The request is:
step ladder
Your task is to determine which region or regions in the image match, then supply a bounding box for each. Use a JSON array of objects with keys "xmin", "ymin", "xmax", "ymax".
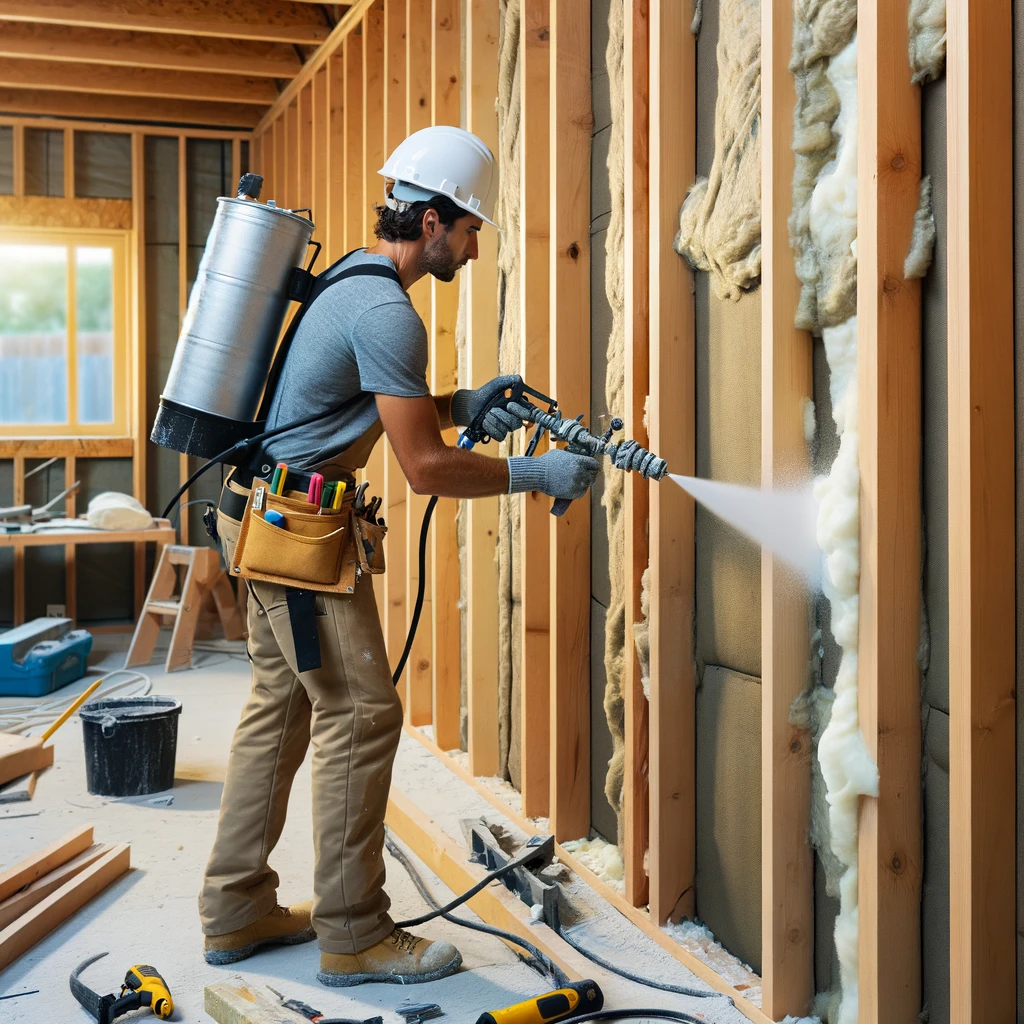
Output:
[{"xmin": 126, "ymin": 545, "xmax": 245, "ymax": 672}]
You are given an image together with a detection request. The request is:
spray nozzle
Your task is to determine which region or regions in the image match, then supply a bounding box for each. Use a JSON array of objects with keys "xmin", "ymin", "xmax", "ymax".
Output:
[{"xmin": 237, "ymin": 173, "xmax": 263, "ymax": 201}]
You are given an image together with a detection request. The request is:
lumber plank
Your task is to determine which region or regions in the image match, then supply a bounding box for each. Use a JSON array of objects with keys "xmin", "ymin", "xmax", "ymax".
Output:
[
  {"xmin": 622, "ymin": 0, "xmax": 650, "ymax": 908},
  {"xmin": 429, "ymin": 0, "xmax": 462, "ymax": 749},
  {"xmin": 131, "ymin": 132, "xmax": 147, "ymax": 622},
  {"xmin": 325, "ymin": 52, "xmax": 345, "ymax": 262},
  {"xmin": 0, "ymin": 772, "xmax": 39, "ymax": 804},
  {"xmin": 0, "ymin": 0, "xmax": 332, "ymax": 46},
  {"xmin": 0, "ymin": 57, "xmax": 277, "ymax": 105},
  {"xmin": 285, "ymin": 100, "xmax": 299, "ymax": 211},
  {"xmin": 64, "ymin": 454, "xmax": 76, "ymax": 623},
  {"xmin": 298, "ymin": 82, "xmax": 314, "ymax": 219},
  {"xmin": 547, "ymin": 0, "xmax": 591, "ymax": 843},
  {"xmin": 518, "ymin": 0, "xmax": 552, "ymax": 821},
  {"xmin": 947, "ymin": 0, "xmax": 1017, "ymax": 1020},
  {"xmin": 0, "ymin": 88, "xmax": 264, "ymax": 129},
  {"xmin": 311, "ymin": 67, "xmax": 328, "ymax": 245},
  {"xmin": 463, "ymin": 0, "xmax": 502, "ymax": 778},
  {"xmin": 343, "ymin": 31, "xmax": 363, "ymax": 253},
  {"xmin": 856, "ymin": 3, "xmax": 924, "ymax": 1022},
  {"xmin": 647, "ymin": 0, "xmax": 696, "ymax": 923},
  {"xmin": 0, "ymin": 440, "xmax": 133, "ymax": 460},
  {"xmin": 0, "ymin": 22, "xmax": 302, "ymax": 78},
  {"xmin": 205, "ymin": 977, "xmax": 312, "ymax": 1024},
  {"xmin": 0, "ymin": 736, "xmax": 53, "ymax": 789},
  {"xmin": 759, "ymin": 0, "xmax": 813, "ymax": 1013},
  {"xmin": 11, "ymin": 122, "xmax": 22, "ymax": 196},
  {"xmin": 177, "ymin": 137, "xmax": 189, "ymax": 546},
  {"xmin": 0, "ymin": 825, "xmax": 93, "ymax": 903},
  {"xmin": 0, "ymin": 844, "xmax": 110, "ymax": 932},
  {"xmin": 0, "ymin": 842, "xmax": 130, "ymax": 973}
]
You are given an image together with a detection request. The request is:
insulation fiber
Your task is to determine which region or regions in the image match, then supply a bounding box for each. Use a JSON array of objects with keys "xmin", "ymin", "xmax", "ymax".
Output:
[
  {"xmin": 908, "ymin": 0, "xmax": 947, "ymax": 86},
  {"xmin": 674, "ymin": 0, "xmax": 762, "ymax": 299}
]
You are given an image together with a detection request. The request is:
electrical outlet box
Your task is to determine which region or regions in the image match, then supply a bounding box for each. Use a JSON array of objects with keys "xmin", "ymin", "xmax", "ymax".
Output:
[{"xmin": 46, "ymin": 604, "xmax": 66, "ymax": 617}]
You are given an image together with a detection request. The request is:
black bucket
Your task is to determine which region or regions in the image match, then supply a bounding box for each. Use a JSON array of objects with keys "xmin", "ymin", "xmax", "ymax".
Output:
[{"xmin": 80, "ymin": 696, "xmax": 183, "ymax": 797}]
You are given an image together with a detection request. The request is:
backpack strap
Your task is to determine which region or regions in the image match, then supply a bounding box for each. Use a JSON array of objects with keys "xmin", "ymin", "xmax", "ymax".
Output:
[{"xmin": 256, "ymin": 249, "xmax": 402, "ymax": 422}]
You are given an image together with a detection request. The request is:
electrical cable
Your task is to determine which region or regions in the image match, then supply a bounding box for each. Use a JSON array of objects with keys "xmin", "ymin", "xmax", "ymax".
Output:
[
  {"xmin": 391, "ymin": 828, "xmax": 550, "ymax": 928},
  {"xmin": 552, "ymin": 922, "xmax": 720, "ymax": 1001},
  {"xmin": 172, "ymin": 497, "xmax": 216, "ymax": 530},
  {"xmin": 391, "ymin": 495, "xmax": 437, "ymax": 686},
  {"xmin": 384, "ymin": 832, "xmax": 568, "ymax": 988},
  {"xmin": 558, "ymin": 1011, "xmax": 705, "ymax": 1024}
]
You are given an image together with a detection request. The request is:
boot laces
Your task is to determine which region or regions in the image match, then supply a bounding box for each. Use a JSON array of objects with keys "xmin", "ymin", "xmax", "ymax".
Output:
[{"xmin": 391, "ymin": 928, "xmax": 422, "ymax": 954}]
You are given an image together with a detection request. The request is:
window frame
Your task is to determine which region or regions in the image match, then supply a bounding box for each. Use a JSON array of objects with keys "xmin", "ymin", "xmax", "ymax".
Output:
[{"xmin": 0, "ymin": 227, "xmax": 130, "ymax": 438}]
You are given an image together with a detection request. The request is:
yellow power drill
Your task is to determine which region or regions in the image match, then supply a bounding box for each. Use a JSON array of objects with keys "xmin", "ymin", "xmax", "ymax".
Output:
[
  {"xmin": 475, "ymin": 980, "xmax": 604, "ymax": 1024},
  {"xmin": 70, "ymin": 953, "xmax": 174, "ymax": 1023}
]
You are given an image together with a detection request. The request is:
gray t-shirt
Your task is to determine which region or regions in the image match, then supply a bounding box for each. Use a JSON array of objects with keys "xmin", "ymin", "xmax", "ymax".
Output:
[{"xmin": 262, "ymin": 250, "xmax": 429, "ymax": 471}]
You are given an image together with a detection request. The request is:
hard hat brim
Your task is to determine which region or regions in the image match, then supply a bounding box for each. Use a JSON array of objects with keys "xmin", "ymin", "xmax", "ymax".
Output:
[{"xmin": 384, "ymin": 177, "xmax": 500, "ymax": 230}]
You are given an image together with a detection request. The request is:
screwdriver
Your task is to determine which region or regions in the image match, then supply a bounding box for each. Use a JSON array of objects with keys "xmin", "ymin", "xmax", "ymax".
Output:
[{"xmin": 475, "ymin": 980, "xmax": 603, "ymax": 1024}]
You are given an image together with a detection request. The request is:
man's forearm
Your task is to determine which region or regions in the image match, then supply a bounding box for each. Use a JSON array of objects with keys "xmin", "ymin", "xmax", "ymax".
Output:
[{"xmin": 408, "ymin": 443, "xmax": 510, "ymax": 498}]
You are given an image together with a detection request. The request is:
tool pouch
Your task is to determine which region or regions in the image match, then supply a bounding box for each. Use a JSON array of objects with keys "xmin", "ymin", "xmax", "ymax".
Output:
[
  {"xmin": 229, "ymin": 480, "xmax": 359, "ymax": 594},
  {"xmin": 352, "ymin": 513, "xmax": 388, "ymax": 574}
]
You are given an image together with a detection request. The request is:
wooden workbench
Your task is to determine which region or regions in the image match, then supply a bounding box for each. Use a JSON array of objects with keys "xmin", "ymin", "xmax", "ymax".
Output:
[{"xmin": 0, "ymin": 519, "xmax": 175, "ymax": 550}]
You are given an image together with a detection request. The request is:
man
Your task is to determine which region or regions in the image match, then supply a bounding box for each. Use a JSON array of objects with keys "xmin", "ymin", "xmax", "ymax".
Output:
[{"xmin": 199, "ymin": 126, "xmax": 599, "ymax": 988}]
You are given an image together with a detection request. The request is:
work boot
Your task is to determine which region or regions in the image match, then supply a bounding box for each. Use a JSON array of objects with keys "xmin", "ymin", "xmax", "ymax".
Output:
[
  {"xmin": 204, "ymin": 903, "xmax": 316, "ymax": 965},
  {"xmin": 317, "ymin": 927, "xmax": 462, "ymax": 987}
]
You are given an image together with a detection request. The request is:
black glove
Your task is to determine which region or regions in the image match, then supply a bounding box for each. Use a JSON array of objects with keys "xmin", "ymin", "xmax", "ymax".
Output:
[{"xmin": 450, "ymin": 374, "xmax": 526, "ymax": 442}]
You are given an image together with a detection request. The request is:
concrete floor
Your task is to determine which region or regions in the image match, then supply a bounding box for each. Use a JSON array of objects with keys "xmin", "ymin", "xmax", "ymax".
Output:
[{"xmin": 0, "ymin": 635, "xmax": 751, "ymax": 1024}]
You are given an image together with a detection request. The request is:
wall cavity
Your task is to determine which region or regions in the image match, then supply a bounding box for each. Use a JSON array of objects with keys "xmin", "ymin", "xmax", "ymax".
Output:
[
  {"xmin": 908, "ymin": 0, "xmax": 946, "ymax": 86},
  {"xmin": 674, "ymin": 0, "xmax": 761, "ymax": 299}
]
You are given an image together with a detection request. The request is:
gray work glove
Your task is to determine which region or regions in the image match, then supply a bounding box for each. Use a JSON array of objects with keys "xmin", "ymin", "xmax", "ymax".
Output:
[
  {"xmin": 450, "ymin": 374, "xmax": 526, "ymax": 441},
  {"xmin": 507, "ymin": 450, "xmax": 600, "ymax": 500}
]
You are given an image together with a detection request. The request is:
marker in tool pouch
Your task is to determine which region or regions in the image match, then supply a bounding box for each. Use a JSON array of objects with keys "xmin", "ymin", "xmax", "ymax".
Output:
[{"xmin": 265, "ymin": 510, "xmax": 285, "ymax": 527}]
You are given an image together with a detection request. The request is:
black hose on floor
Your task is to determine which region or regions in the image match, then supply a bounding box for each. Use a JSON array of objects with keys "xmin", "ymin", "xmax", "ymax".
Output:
[
  {"xmin": 385, "ymin": 831, "xmax": 569, "ymax": 988},
  {"xmin": 558, "ymin": 1011, "xmax": 706, "ymax": 1024}
]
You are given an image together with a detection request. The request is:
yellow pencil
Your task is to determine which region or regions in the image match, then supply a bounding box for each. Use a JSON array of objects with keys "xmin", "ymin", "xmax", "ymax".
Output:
[
  {"xmin": 41, "ymin": 678, "xmax": 102, "ymax": 742},
  {"xmin": 332, "ymin": 482, "xmax": 346, "ymax": 510}
]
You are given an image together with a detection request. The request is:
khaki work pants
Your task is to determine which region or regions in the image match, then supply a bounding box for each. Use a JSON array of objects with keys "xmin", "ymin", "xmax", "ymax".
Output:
[{"xmin": 199, "ymin": 511, "xmax": 403, "ymax": 954}]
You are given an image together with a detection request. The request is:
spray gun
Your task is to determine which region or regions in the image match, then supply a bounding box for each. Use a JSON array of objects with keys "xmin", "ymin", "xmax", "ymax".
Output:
[{"xmin": 457, "ymin": 378, "xmax": 668, "ymax": 515}]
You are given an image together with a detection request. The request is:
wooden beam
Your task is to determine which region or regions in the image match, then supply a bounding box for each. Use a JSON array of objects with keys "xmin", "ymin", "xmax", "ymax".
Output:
[
  {"xmin": 0, "ymin": 114, "xmax": 250, "ymax": 140},
  {"xmin": 0, "ymin": 438, "xmax": 133, "ymax": 458},
  {"xmin": 0, "ymin": 843, "xmax": 130, "ymax": 973},
  {"xmin": 759, "ymin": 0, "xmax": 813, "ymax": 1014},
  {"xmin": 0, "ymin": 826, "xmax": 94, "ymax": 903},
  {"xmin": 547, "ymin": 0, "xmax": 591, "ymax": 842},
  {"xmin": 177, "ymin": 135, "xmax": 189, "ymax": 546},
  {"xmin": 0, "ymin": 22, "xmax": 303, "ymax": 78},
  {"xmin": 285, "ymin": 101, "xmax": 299, "ymax": 208},
  {"xmin": 518, "ymin": 0, "xmax": 552, "ymax": 819},
  {"xmin": 131, "ymin": 131, "xmax": 147, "ymax": 621},
  {"xmin": 325, "ymin": 52, "xmax": 345, "ymax": 261},
  {"xmin": 11, "ymin": 121, "xmax": 22, "ymax": 196},
  {"xmin": 463, "ymin": 0, "xmax": 501, "ymax": 778},
  {"xmin": 622, "ymin": 0, "xmax": 650, "ymax": 909},
  {"xmin": 0, "ymin": 89, "xmax": 263, "ymax": 129},
  {"xmin": 0, "ymin": 195, "xmax": 132, "ymax": 230},
  {"xmin": 343, "ymin": 31, "xmax": 363, "ymax": 253},
  {"xmin": 62, "ymin": 125, "xmax": 73, "ymax": 197},
  {"xmin": 297, "ymin": 82, "xmax": 314, "ymax": 216},
  {"xmin": 429, "ymin": 0, "xmax": 460, "ymax": 745},
  {"xmin": 272, "ymin": 117, "xmax": 286, "ymax": 206},
  {"xmin": 0, "ymin": 58, "xmax": 278, "ymax": 105},
  {"xmin": 857, "ymin": 3, "xmax": 924, "ymax": 1022},
  {"xmin": 254, "ymin": 0, "xmax": 377, "ymax": 135},
  {"xmin": 647, "ymin": 0, "xmax": 695, "ymax": 923},
  {"xmin": 64, "ymin": 454, "xmax": 77, "ymax": 621},
  {"xmin": 311, "ymin": 68, "xmax": 328, "ymax": 242},
  {"xmin": 0, "ymin": 0, "xmax": 331, "ymax": 46},
  {"xmin": 947, "ymin": 0, "xmax": 1016, "ymax": 1020}
]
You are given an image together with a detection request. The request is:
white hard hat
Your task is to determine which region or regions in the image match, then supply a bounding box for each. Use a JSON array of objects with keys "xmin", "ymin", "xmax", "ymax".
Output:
[{"xmin": 378, "ymin": 125, "xmax": 499, "ymax": 228}]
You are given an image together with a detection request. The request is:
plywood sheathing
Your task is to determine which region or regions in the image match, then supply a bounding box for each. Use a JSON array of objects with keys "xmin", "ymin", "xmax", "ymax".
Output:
[{"xmin": 674, "ymin": 0, "xmax": 761, "ymax": 299}]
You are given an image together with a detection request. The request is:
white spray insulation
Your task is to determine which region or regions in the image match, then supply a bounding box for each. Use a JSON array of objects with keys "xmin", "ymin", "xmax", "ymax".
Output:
[
  {"xmin": 562, "ymin": 835, "xmax": 626, "ymax": 892},
  {"xmin": 908, "ymin": 0, "xmax": 946, "ymax": 85},
  {"xmin": 804, "ymin": 36, "xmax": 879, "ymax": 1024},
  {"xmin": 674, "ymin": 0, "xmax": 762, "ymax": 299}
]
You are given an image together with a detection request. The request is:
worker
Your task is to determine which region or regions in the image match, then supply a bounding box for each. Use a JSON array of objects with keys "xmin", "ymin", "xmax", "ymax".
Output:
[{"xmin": 198, "ymin": 126, "xmax": 599, "ymax": 988}]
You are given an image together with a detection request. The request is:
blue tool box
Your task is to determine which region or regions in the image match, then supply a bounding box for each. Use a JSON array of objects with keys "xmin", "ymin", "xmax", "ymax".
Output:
[{"xmin": 0, "ymin": 618, "xmax": 93, "ymax": 697}]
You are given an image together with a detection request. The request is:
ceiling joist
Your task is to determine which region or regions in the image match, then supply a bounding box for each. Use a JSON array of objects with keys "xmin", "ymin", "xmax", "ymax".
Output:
[
  {"xmin": 0, "ymin": 88, "xmax": 263, "ymax": 129},
  {"xmin": 0, "ymin": 0, "xmax": 333, "ymax": 46},
  {"xmin": 0, "ymin": 22, "xmax": 303, "ymax": 78},
  {"xmin": 0, "ymin": 58, "xmax": 278, "ymax": 105}
]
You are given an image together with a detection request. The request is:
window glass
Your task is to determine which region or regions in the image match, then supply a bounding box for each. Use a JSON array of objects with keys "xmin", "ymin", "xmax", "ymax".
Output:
[
  {"xmin": 0, "ymin": 127, "xmax": 13, "ymax": 195},
  {"xmin": 24, "ymin": 129, "xmax": 64, "ymax": 197},
  {"xmin": 0, "ymin": 244, "xmax": 69, "ymax": 425},
  {"xmin": 76, "ymin": 247, "xmax": 114, "ymax": 424}
]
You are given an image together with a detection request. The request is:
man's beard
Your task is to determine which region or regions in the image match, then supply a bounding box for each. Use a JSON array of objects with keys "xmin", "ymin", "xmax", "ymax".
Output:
[{"xmin": 421, "ymin": 231, "xmax": 464, "ymax": 282}]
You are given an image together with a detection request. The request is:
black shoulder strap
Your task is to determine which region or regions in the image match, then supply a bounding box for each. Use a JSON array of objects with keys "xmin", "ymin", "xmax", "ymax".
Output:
[{"xmin": 256, "ymin": 249, "xmax": 402, "ymax": 422}]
